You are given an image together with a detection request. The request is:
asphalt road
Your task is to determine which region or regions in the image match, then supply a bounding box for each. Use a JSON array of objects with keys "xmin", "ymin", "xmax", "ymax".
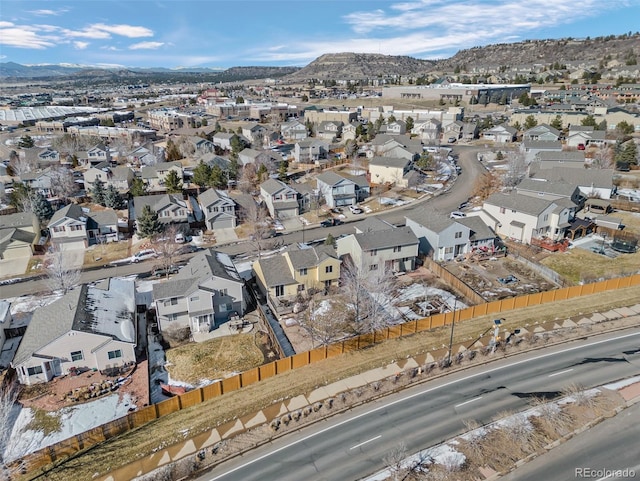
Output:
[
  {"xmin": 500, "ymin": 398, "xmax": 640, "ymax": 481},
  {"xmin": 194, "ymin": 328, "xmax": 640, "ymax": 481}
]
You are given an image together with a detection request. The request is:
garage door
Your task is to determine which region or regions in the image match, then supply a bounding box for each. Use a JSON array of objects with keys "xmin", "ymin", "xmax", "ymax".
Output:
[{"xmin": 56, "ymin": 239, "xmax": 87, "ymax": 251}]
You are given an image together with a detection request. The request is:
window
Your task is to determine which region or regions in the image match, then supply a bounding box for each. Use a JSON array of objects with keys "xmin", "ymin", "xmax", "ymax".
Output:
[
  {"xmin": 369, "ymin": 264, "xmax": 378, "ymax": 271},
  {"xmin": 445, "ymin": 247, "xmax": 454, "ymax": 254},
  {"xmin": 52, "ymin": 226, "xmax": 65, "ymax": 233},
  {"xmin": 219, "ymin": 303, "xmax": 229, "ymax": 313},
  {"xmin": 299, "ymin": 268, "xmax": 307, "ymax": 276},
  {"xmin": 70, "ymin": 351, "xmax": 83, "ymax": 362},
  {"xmin": 543, "ymin": 214, "xmax": 549, "ymax": 221},
  {"xmin": 370, "ymin": 249, "xmax": 378, "ymax": 256},
  {"xmin": 108, "ymin": 350, "xmax": 123, "ymax": 360},
  {"xmin": 500, "ymin": 207, "xmax": 506, "ymax": 214},
  {"xmin": 69, "ymin": 225, "xmax": 83, "ymax": 231},
  {"xmin": 170, "ymin": 297, "xmax": 178, "ymax": 305},
  {"xmin": 220, "ymin": 288, "xmax": 228, "ymax": 296},
  {"xmin": 297, "ymin": 284, "xmax": 305, "ymax": 292},
  {"xmin": 455, "ymin": 231, "xmax": 463, "ymax": 239},
  {"xmin": 189, "ymin": 296, "xmax": 199, "ymax": 302},
  {"xmin": 275, "ymin": 285, "xmax": 284, "ymax": 297},
  {"xmin": 393, "ymin": 246, "xmax": 401, "ymax": 253},
  {"xmin": 27, "ymin": 366, "xmax": 43, "ymax": 376},
  {"xmin": 167, "ymin": 313, "xmax": 178, "ymax": 321},
  {"xmin": 325, "ymin": 265, "xmax": 333, "ymax": 274}
]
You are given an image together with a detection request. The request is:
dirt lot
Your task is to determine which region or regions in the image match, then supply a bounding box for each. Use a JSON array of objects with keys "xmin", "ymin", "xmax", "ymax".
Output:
[{"xmin": 444, "ymin": 255, "xmax": 557, "ymax": 300}]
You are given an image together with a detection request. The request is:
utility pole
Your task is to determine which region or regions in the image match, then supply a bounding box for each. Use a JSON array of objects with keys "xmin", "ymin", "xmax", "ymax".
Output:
[{"xmin": 447, "ymin": 298, "xmax": 457, "ymax": 366}]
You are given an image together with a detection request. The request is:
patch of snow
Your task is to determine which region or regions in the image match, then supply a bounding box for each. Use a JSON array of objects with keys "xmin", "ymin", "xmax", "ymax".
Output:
[{"xmin": 602, "ymin": 375, "xmax": 640, "ymax": 390}]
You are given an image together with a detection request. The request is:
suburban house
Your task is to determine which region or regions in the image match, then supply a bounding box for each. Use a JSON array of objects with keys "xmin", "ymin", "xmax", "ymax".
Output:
[
  {"xmin": 211, "ymin": 132, "xmax": 236, "ymax": 151},
  {"xmin": 19, "ymin": 168, "xmax": 56, "ymax": 199},
  {"xmin": 253, "ymin": 244, "xmax": 341, "ymax": 299},
  {"xmin": 566, "ymin": 126, "xmax": 607, "ymax": 148},
  {"xmin": 522, "ymin": 124, "xmax": 561, "ymax": 142},
  {"xmin": 281, "ymin": 119, "xmax": 308, "ymax": 141},
  {"xmin": 133, "ymin": 194, "xmax": 191, "ymax": 227},
  {"xmin": 444, "ymin": 120, "xmax": 464, "ymax": 140},
  {"xmin": 141, "ymin": 161, "xmax": 183, "ymax": 192},
  {"xmin": 152, "ymin": 249, "xmax": 247, "ymax": 335},
  {"xmin": 341, "ymin": 121, "xmax": 362, "ymax": 141},
  {"xmin": 483, "ymin": 124, "xmax": 517, "ymax": 143},
  {"xmin": 462, "ymin": 122, "xmax": 480, "ymax": 141},
  {"xmin": 49, "ymin": 204, "xmax": 118, "ymax": 249},
  {"xmin": 198, "ymin": 188, "xmax": 237, "ymax": 230},
  {"xmin": 0, "ymin": 212, "xmax": 41, "ymax": 261},
  {"xmin": 127, "ymin": 145, "xmax": 158, "ymax": 166},
  {"xmin": 516, "ymin": 178, "xmax": 585, "ymax": 209},
  {"xmin": 186, "ymin": 136, "xmax": 216, "ymax": 156},
  {"xmin": 531, "ymin": 151, "xmax": 586, "ymax": 171},
  {"xmin": 78, "ymin": 144, "xmax": 111, "ymax": 167},
  {"xmin": 412, "ymin": 119, "xmax": 442, "ymax": 144},
  {"xmin": 368, "ymin": 156, "xmax": 412, "ymax": 186},
  {"xmin": 260, "ymin": 178, "xmax": 306, "ymax": 219},
  {"xmin": 530, "ymin": 167, "xmax": 615, "ymax": 200},
  {"xmin": 83, "ymin": 162, "xmax": 134, "ymax": 192},
  {"xmin": 242, "ymin": 123, "xmax": 267, "ymax": 145},
  {"xmin": 381, "ymin": 119, "xmax": 406, "ymax": 136},
  {"xmin": 316, "ymin": 171, "xmax": 358, "ymax": 208},
  {"xmin": 341, "ymin": 173, "xmax": 370, "ymax": 203},
  {"xmin": 316, "ymin": 120, "xmax": 343, "ymax": 142},
  {"xmin": 293, "ymin": 139, "xmax": 329, "ymax": 164},
  {"xmin": 336, "ymin": 216, "xmax": 419, "ymax": 273},
  {"xmin": 0, "ymin": 300, "xmax": 12, "ymax": 355},
  {"xmin": 12, "ymin": 278, "xmax": 137, "ymax": 385},
  {"xmin": 478, "ymin": 192, "xmax": 572, "ymax": 244},
  {"xmin": 238, "ymin": 148, "xmax": 277, "ymax": 168},
  {"xmin": 520, "ymin": 140, "xmax": 563, "ymax": 164}
]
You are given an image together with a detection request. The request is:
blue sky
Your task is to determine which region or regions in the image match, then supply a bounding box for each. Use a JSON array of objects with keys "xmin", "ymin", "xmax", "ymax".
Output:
[{"xmin": 1, "ymin": 0, "xmax": 640, "ymax": 69}]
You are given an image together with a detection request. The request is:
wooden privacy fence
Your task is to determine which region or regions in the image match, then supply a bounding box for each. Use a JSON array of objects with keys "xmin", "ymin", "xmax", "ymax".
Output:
[
  {"xmin": 16, "ymin": 274, "xmax": 640, "ymax": 476},
  {"xmin": 422, "ymin": 257, "xmax": 485, "ymax": 304}
]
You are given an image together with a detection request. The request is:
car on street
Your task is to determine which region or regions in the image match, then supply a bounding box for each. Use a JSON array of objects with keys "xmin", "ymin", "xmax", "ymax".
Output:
[
  {"xmin": 449, "ymin": 211, "xmax": 466, "ymax": 219},
  {"xmin": 320, "ymin": 218, "xmax": 343, "ymax": 227},
  {"xmin": 132, "ymin": 249, "xmax": 157, "ymax": 262},
  {"xmin": 152, "ymin": 265, "xmax": 180, "ymax": 277},
  {"xmin": 349, "ymin": 205, "xmax": 363, "ymax": 214}
]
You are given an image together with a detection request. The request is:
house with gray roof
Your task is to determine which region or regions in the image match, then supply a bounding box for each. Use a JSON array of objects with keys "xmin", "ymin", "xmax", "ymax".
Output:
[
  {"xmin": 479, "ymin": 192, "xmax": 572, "ymax": 243},
  {"xmin": 198, "ymin": 188, "xmax": 237, "ymax": 230},
  {"xmin": 516, "ymin": 178, "xmax": 584, "ymax": 209},
  {"xmin": 566, "ymin": 127, "xmax": 607, "ymax": 148},
  {"xmin": 293, "ymin": 139, "xmax": 329, "ymax": 164},
  {"xmin": 483, "ymin": 124, "xmax": 517, "ymax": 143},
  {"xmin": 316, "ymin": 120, "xmax": 343, "ymax": 142},
  {"xmin": 368, "ymin": 156, "xmax": 413, "ymax": 187},
  {"xmin": 140, "ymin": 161, "xmax": 183, "ymax": 192},
  {"xmin": 520, "ymin": 140, "xmax": 563, "ymax": 164},
  {"xmin": 83, "ymin": 162, "xmax": 134, "ymax": 193},
  {"xmin": 336, "ymin": 216, "xmax": 418, "ymax": 273},
  {"xmin": 49, "ymin": 204, "xmax": 118, "ymax": 249},
  {"xmin": 522, "ymin": 124, "xmax": 561, "ymax": 142},
  {"xmin": 0, "ymin": 212, "xmax": 40, "ymax": 261},
  {"xmin": 412, "ymin": 118, "xmax": 442, "ymax": 144},
  {"xmin": 531, "ymin": 151, "xmax": 586, "ymax": 171},
  {"xmin": 152, "ymin": 249, "xmax": 247, "ymax": 335},
  {"xmin": 253, "ymin": 244, "xmax": 341, "ymax": 299},
  {"xmin": 260, "ymin": 178, "xmax": 306, "ymax": 219},
  {"xmin": 531, "ymin": 167, "xmax": 615, "ymax": 200},
  {"xmin": 316, "ymin": 171, "xmax": 358, "ymax": 208},
  {"xmin": 12, "ymin": 278, "xmax": 137, "ymax": 385},
  {"xmin": 281, "ymin": 119, "xmax": 308, "ymax": 141},
  {"xmin": 133, "ymin": 194, "xmax": 191, "ymax": 227}
]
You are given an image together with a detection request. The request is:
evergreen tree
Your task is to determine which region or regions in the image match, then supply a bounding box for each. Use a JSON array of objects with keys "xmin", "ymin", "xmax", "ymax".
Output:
[
  {"xmin": 137, "ymin": 205, "xmax": 163, "ymax": 238},
  {"xmin": 616, "ymin": 142, "xmax": 638, "ymax": 166},
  {"xmin": 230, "ymin": 134, "xmax": 244, "ymax": 154},
  {"xmin": 209, "ymin": 165, "xmax": 227, "ymax": 189},
  {"xmin": 257, "ymin": 164, "xmax": 268, "ymax": 182},
  {"xmin": 192, "ymin": 161, "xmax": 212, "ymax": 188},
  {"xmin": 165, "ymin": 139, "xmax": 182, "ymax": 161},
  {"xmin": 324, "ymin": 233, "xmax": 336, "ymax": 248},
  {"xmin": 18, "ymin": 135, "xmax": 35, "ymax": 148},
  {"xmin": 581, "ymin": 115, "xmax": 598, "ymax": 128},
  {"xmin": 130, "ymin": 177, "xmax": 147, "ymax": 197},
  {"xmin": 31, "ymin": 191, "xmax": 54, "ymax": 221},
  {"xmin": 164, "ymin": 170, "xmax": 183, "ymax": 194},
  {"xmin": 405, "ymin": 116, "xmax": 414, "ymax": 132},
  {"xmin": 524, "ymin": 115, "xmax": 538, "ymax": 130},
  {"xmin": 104, "ymin": 184, "xmax": 125, "ymax": 210},
  {"xmin": 278, "ymin": 160, "xmax": 289, "ymax": 182},
  {"xmin": 228, "ymin": 156, "xmax": 240, "ymax": 181},
  {"xmin": 550, "ymin": 115, "xmax": 563, "ymax": 130},
  {"xmin": 91, "ymin": 178, "xmax": 106, "ymax": 205}
]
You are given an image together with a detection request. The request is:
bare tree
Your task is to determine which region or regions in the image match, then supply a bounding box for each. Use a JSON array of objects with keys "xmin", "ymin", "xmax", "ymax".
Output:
[
  {"xmin": 472, "ymin": 170, "xmax": 503, "ymax": 201},
  {"xmin": 299, "ymin": 298, "xmax": 351, "ymax": 348},
  {"xmin": 503, "ymin": 150, "xmax": 527, "ymax": 188},
  {"xmin": 238, "ymin": 163, "xmax": 257, "ymax": 194},
  {"xmin": 383, "ymin": 442, "xmax": 409, "ymax": 481},
  {"xmin": 45, "ymin": 244, "xmax": 82, "ymax": 294},
  {"xmin": 9, "ymin": 151, "xmax": 37, "ymax": 177},
  {"xmin": 49, "ymin": 165, "xmax": 78, "ymax": 200},
  {"xmin": 592, "ymin": 144, "xmax": 614, "ymax": 169},
  {"xmin": 154, "ymin": 224, "xmax": 182, "ymax": 275},
  {"xmin": 340, "ymin": 261, "xmax": 400, "ymax": 334},
  {"xmin": 245, "ymin": 201, "xmax": 271, "ymax": 258}
]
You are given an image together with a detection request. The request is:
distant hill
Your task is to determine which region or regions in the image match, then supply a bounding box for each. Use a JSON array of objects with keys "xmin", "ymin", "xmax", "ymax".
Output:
[{"xmin": 285, "ymin": 53, "xmax": 437, "ymax": 81}]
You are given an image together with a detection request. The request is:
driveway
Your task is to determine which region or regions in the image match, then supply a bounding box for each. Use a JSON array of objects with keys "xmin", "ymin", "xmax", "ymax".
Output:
[
  {"xmin": 0, "ymin": 257, "xmax": 30, "ymax": 278},
  {"xmin": 214, "ymin": 228, "xmax": 238, "ymax": 245},
  {"xmin": 61, "ymin": 248, "xmax": 85, "ymax": 270}
]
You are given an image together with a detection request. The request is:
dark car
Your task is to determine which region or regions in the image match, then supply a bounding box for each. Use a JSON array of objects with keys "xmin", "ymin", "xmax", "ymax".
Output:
[
  {"xmin": 153, "ymin": 265, "xmax": 179, "ymax": 277},
  {"xmin": 320, "ymin": 218, "xmax": 343, "ymax": 227}
]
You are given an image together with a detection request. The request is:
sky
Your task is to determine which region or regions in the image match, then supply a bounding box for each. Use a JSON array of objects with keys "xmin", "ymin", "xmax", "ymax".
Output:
[{"xmin": 1, "ymin": 0, "xmax": 640, "ymax": 69}]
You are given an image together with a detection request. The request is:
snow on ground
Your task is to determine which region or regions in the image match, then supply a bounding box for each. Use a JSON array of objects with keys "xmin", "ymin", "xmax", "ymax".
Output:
[
  {"xmin": 397, "ymin": 284, "xmax": 468, "ymax": 311},
  {"xmin": 4, "ymin": 393, "xmax": 135, "ymax": 463}
]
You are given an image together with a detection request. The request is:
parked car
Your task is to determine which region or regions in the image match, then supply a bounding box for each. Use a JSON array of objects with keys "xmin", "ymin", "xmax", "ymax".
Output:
[
  {"xmin": 349, "ymin": 205, "xmax": 363, "ymax": 214},
  {"xmin": 497, "ymin": 275, "xmax": 518, "ymax": 284},
  {"xmin": 320, "ymin": 218, "xmax": 343, "ymax": 227},
  {"xmin": 132, "ymin": 249, "xmax": 157, "ymax": 262},
  {"xmin": 458, "ymin": 201, "xmax": 470, "ymax": 210},
  {"xmin": 330, "ymin": 207, "xmax": 343, "ymax": 214},
  {"xmin": 448, "ymin": 137, "xmax": 457, "ymax": 143},
  {"xmin": 449, "ymin": 211, "xmax": 466, "ymax": 219},
  {"xmin": 153, "ymin": 265, "xmax": 179, "ymax": 277}
]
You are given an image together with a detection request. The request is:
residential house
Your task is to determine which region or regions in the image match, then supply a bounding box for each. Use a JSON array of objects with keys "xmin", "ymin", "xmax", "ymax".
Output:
[
  {"xmin": 12, "ymin": 278, "xmax": 137, "ymax": 385},
  {"xmin": 531, "ymin": 167, "xmax": 615, "ymax": 200},
  {"xmin": 211, "ymin": 132, "xmax": 235, "ymax": 151},
  {"xmin": 522, "ymin": 124, "xmax": 561, "ymax": 142},
  {"xmin": 516, "ymin": 178, "xmax": 584, "ymax": 210},
  {"xmin": 381, "ymin": 119, "xmax": 406, "ymax": 136},
  {"xmin": 483, "ymin": 124, "xmax": 517, "ymax": 143},
  {"xmin": 186, "ymin": 136, "xmax": 216, "ymax": 156},
  {"xmin": 316, "ymin": 171, "xmax": 358, "ymax": 208},
  {"xmin": 0, "ymin": 300, "xmax": 12, "ymax": 355},
  {"xmin": 37, "ymin": 148, "xmax": 60, "ymax": 167},
  {"xmin": 198, "ymin": 188, "xmax": 237, "ymax": 230},
  {"xmin": 520, "ymin": 140, "xmax": 563, "ymax": 164},
  {"xmin": 19, "ymin": 168, "xmax": 55, "ymax": 199},
  {"xmin": 260, "ymin": 178, "xmax": 305, "ymax": 219},
  {"xmin": 280, "ymin": 119, "xmax": 308, "ymax": 141},
  {"xmin": 133, "ymin": 194, "xmax": 191, "ymax": 227},
  {"xmin": 462, "ymin": 122, "xmax": 480, "ymax": 141},
  {"xmin": 315, "ymin": 120, "xmax": 343, "ymax": 142},
  {"xmin": 478, "ymin": 192, "xmax": 572, "ymax": 243},
  {"xmin": 83, "ymin": 162, "xmax": 134, "ymax": 192},
  {"xmin": 444, "ymin": 120, "xmax": 464, "ymax": 140},
  {"xmin": 253, "ymin": 244, "xmax": 341, "ymax": 299},
  {"xmin": 127, "ymin": 145, "xmax": 158, "ymax": 166},
  {"xmin": 293, "ymin": 139, "xmax": 329, "ymax": 164},
  {"xmin": 368, "ymin": 156, "xmax": 412, "ymax": 186},
  {"xmin": 238, "ymin": 148, "xmax": 277, "ymax": 168},
  {"xmin": 341, "ymin": 173, "xmax": 370, "ymax": 202},
  {"xmin": 566, "ymin": 126, "xmax": 607, "ymax": 148},
  {"xmin": 336, "ymin": 216, "xmax": 419, "ymax": 273},
  {"xmin": 140, "ymin": 161, "xmax": 183, "ymax": 192},
  {"xmin": 152, "ymin": 249, "xmax": 247, "ymax": 334},
  {"xmin": 0, "ymin": 212, "xmax": 41, "ymax": 260},
  {"xmin": 48, "ymin": 204, "xmax": 118, "ymax": 249},
  {"xmin": 78, "ymin": 144, "xmax": 111, "ymax": 167},
  {"xmin": 242, "ymin": 123, "xmax": 267, "ymax": 145},
  {"xmin": 412, "ymin": 119, "xmax": 442, "ymax": 144},
  {"xmin": 229, "ymin": 192, "xmax": 258, "ymax": 223},
  {"xmin": 531, "ymin": 151, "xmax": 586, "ymax": 171},
  {"xmin": 341, "ymin": 121, "xmax": 362, "ymax": 142}
]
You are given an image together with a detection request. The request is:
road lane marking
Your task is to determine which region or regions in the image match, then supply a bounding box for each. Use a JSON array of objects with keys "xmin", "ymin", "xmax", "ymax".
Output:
[
  {"xmin": 208, "ymin": 330, "xmax": 640, "ymax": 480},
  {"xmin": 548, "ymin": 368, "xmax": 574, "ymax": 377},
  {"xmin": 455, "ymin": 396, "xmax": 482, "ymax": 408},
  {"xmin": 350, "ymin": 435, "xmax": 382, "ymax": 450}
]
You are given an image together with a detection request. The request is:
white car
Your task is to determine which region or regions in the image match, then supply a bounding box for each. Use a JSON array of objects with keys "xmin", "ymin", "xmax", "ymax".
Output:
[
  {"xmin": 349, "ymin": 205, "xmax": 363, "ymax": 214},
  {"xmin": 450, "ymin": 211, "xmax": 466, "ymax": 219},
  {"xmin": 132, "ymin": 249, "xmax": 157, "ymax": 262}
]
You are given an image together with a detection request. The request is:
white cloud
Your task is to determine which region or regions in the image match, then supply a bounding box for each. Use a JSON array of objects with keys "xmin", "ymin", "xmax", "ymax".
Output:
[
  {"xmin": 73, "ymin": 41, "xmax": 89, "ymax": 50},
  {"xmin": 129, "ymin": 41, "xmax": 164, "ymax": 50},
  {"xmin": 0, "ymin": 23, "xmax": 56, "ymax": 49},
  {"xmin": 91, "ymin": 23, "xmax": 154, "ymax": 38},
  {"xmin": 101, "ymin": 46, "xmax": 121, "ymax": 51},
  {"xmin": 28, "ymin": 9, "xmax": 68, "ymax": 16}
]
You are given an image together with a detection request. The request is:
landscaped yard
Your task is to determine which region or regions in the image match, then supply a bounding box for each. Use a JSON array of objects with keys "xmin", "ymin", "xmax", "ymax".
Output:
[{"xmin": 165, "ymin": 333, "xmax": 264, "ymax": 385}]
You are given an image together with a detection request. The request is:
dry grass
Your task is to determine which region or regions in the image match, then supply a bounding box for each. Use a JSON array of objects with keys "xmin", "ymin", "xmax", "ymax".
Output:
[
  {"xmin": 25, "ymin": 409, "xmax": 62, "ymax": 437},
  {"xmin": 541, "ymin": 248, "xmax": 640, "ymax": 284},
  {"xmin": 165, "ymin": 333, "xmax": 264, "ymax": 385},
  {"xmin": 28, "ymin": 285, "xmax": 640, "ymax": 481},
  {"xmin": 83, "ymin": 240, "xmax": 131, "ymax": 267}
]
